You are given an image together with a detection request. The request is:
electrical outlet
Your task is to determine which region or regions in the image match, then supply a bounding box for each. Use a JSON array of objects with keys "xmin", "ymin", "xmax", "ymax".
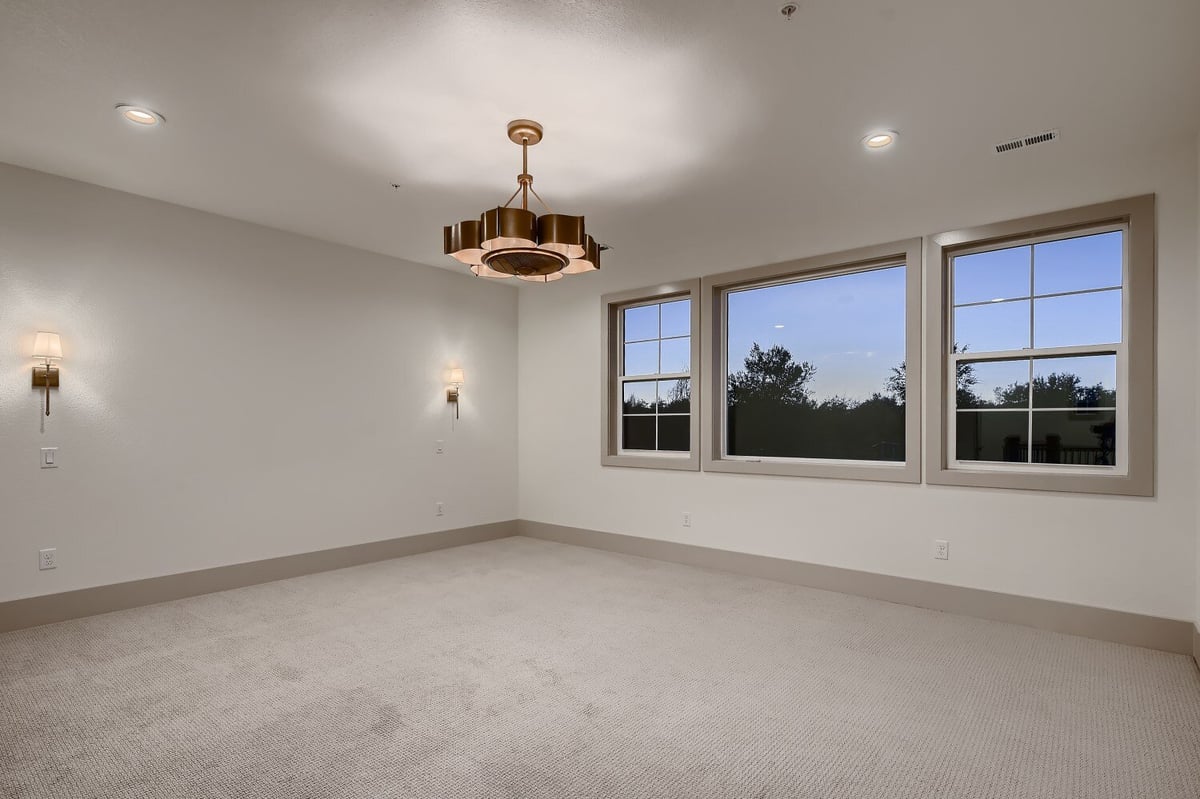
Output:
[
  {"xmin": 435, "ymin": 440, "xmax": 445, "ymax": 455},
  {"xmin": 933, "ymin": 539, "xmax": 949, "ymax": 560},
  {"xmin": 40, "ymin": 447, "xmax": 58, "ymax": 468},
  {"xmin": 436, "ymin": 501, "xmax": 444, "ymax": 517},
  {"xmin": 39, "ymin": 548, "xmax": 57, "ymax": 570},
  {"xmin": 682, "ymin": 512, "xmax": 692, "ymax": 528}
]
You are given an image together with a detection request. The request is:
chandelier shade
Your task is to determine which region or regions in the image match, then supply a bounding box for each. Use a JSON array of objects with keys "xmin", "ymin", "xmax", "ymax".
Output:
[
  {"xmin": 562, "ymin": 234, "xmax": 601, "ymax": 274},
  {"xmin": 470, "ymin": 263, "xmax": 512, "ymax": 279},
  {"xmin": 518, "ymin": 271, "xmax": 564, "ymax": 283},
  {"xmin": 443, "ymin": 120, "xmax": 600, "ymax": 282},
  {"xmin": 480, "ymin": 207, "xmax": 537, "ymax": 251},
  {"xmin": 443, "ymin": 219, "xmax": 484, "ymax": 265},
  {"xmin": 536, "ymin": 214, "xmax": 586, "ymax": 258}
]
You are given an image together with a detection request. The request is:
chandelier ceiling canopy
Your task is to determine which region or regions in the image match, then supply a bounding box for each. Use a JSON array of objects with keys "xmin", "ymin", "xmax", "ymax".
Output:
[{"xmin": 444, "ymin": 120, "xmax": 600, "ymax": 283}]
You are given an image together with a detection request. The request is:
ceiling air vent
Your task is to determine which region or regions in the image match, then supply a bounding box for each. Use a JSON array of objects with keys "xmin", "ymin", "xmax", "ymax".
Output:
[{"xmin": 995, "ymin": 129, "xmax": 1060, "ymax": 154}]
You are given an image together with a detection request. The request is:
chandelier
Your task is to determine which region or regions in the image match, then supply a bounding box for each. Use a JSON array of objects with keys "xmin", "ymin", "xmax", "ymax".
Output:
[{"xmin": 443, "ymin": 119, "xmax": 600, "ymax": 283}]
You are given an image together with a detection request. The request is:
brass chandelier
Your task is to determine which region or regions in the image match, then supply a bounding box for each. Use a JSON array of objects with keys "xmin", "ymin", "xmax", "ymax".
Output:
[{"xmin": 443, "ymin": 119, "xmax": 600, "ymax": 282}]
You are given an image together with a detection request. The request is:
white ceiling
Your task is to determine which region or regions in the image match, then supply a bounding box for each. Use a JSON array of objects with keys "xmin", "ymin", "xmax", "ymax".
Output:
[{"xmin": 1, "ymin": 0, "xmax": 1198, "ymax": 281}]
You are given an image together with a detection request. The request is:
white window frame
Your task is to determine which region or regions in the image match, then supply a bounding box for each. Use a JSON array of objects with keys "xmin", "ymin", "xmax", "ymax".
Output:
[
  {"xmin": 601, "ymin": 280, "xmax": 701, "ymax": 470},
  {"xmin": 700, "ymin": 239, "xmax": 923, "ymax": 483},
  {"xmin": 925, "ymin": 196, "xmax": 1154, "ymax": 495}
]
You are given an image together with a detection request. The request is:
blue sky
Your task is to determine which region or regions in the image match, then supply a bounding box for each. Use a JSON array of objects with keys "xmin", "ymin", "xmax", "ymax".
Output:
[
  {"xmin": 727, "ymin": 266, "xmax": 906, "ymax": 402},
  {"xmin": 625, "ymin": 230, "xmax": 1122, "ymax": 405}
]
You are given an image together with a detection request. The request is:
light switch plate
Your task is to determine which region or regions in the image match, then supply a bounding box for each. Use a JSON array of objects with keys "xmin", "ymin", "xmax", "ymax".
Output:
[{"xmin": 40, "ymin": 448, "xmax": 58, "ymax": 469}]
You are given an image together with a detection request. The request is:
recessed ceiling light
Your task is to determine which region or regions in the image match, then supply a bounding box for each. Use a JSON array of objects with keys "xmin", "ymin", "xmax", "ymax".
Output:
[
  {"xmin": 863, "ymin": 130, "xmax": 897, "ymax": 150},
  {"xmin": 115, "ymin": 104, "xmax": 164, "ymax": 127}
]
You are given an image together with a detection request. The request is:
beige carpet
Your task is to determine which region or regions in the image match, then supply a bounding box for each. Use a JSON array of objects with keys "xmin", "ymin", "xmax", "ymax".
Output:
[{"xmin": 1, "ymin": 537, "xmax": 1198, "ymax": 798}]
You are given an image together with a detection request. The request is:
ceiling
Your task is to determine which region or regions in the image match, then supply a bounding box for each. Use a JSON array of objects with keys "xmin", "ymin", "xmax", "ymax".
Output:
[{"xmin": 1, "ymin": 0, "xmax": 1198, "ymax": 281}]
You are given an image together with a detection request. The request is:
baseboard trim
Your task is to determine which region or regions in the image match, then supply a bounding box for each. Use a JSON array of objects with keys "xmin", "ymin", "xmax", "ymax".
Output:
[
  {"xmin": 519, "ymin": 521, "xmax": 1194, "ymax": 656},
  {"xmin": 0, "ymin": 521, "xmax": 518, "ymax": 633},
  {"xmin": 1194, "ymin": 624, "xmax": 1200, "ymax": 668}
]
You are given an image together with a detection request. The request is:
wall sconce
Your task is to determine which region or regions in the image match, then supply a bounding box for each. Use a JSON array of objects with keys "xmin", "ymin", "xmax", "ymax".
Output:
[
  {"xmin": 446, "ymin": 368, "xmax": 465, "ymax": 419},
  {"xmin": 31, "ymin": 331, "xmax": 63, "ymax": 417}
]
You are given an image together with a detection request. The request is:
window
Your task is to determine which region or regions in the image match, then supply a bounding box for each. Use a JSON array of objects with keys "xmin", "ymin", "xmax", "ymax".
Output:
[
  {"xmin": 602, "ymin": 281, "xmax": 701, "ymax": 470},
  {"xmin": 621, "ymin": 299, "xmax": 692, "ymax": 452},
  {"xmin": 701, "ymin": 240, "xmax": 922, "ymax": 482},
  {"xmin": 926, "ymin": 196, "xmax": 1154, "ymax": 495}
]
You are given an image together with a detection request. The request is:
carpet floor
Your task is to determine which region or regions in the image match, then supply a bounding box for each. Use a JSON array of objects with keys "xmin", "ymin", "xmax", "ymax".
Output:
[{"xmin": 1, "ymin": 536, "xmax": 1198, "ymax": 798}]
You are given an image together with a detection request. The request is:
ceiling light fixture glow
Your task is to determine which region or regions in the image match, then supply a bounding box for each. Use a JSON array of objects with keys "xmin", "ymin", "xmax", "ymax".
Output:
[
  {"xmin": 863, "ymin": 130, "xmax": 897, "ymax": 150},
  {"xmin": 115, "ymin": 104, "xmax": 164, "ymax": 127},
  {"xmin": 444, "ymin": 120, "xmax": 600, "ymax": 282}
]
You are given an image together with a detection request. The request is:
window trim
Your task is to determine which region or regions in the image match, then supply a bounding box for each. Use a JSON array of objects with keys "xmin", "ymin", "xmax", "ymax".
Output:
[
  {"xmin": 700, "ymin": 239, "xmax": 923, "ymax": 483},
  {"xmin": 601, "ymin": 280, "xmax": 701, "ymax": 470},
  {"xmin": 924, "ymin": 195, "xmax": 1155, "ymax": 496}
]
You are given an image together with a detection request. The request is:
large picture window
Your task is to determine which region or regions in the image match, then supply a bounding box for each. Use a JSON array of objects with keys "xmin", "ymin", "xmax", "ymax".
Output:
[
  {"xmin": 702, "ymin": 240, "xmax": 922, "ymax": 482},
  {"xmin": 726, "ymin": 266, "xmax": 907, "ymax": 461},
  {"xmin": 926, "ymin": 196, "xmax": 1154, "ymax": 495},
  {"xmin": 602, "ymin": 281, "xmax": 701, "ymax": 470}
]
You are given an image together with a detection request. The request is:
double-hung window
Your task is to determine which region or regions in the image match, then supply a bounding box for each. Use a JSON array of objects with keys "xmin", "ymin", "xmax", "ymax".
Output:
[
  {"xmin": 602, "ymin": 281, "xmax": 701, "ymax": 470},
  {"xmin": 926, "ymin": 196, "xmax": 1154, "ymax": 495}
]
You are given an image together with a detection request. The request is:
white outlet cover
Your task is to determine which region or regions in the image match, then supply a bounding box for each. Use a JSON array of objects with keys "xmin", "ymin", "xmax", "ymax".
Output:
[
  {"xmin": 39, "ymin": 548, "xmax": 57, "ymax": 570},
  {"xmin": 934, "ymin": 540, "xmax": 950, "ymax": 560}
]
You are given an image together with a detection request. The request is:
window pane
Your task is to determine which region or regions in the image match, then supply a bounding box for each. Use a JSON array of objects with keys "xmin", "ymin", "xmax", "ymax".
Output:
[
  {"xmin": 960, "ymin": 359, "xmax": 1029, "ymax": 409},
  {"xmin": 725, "ymin": 266, "xmax": 906, "ymax": 461},
  {"xmin": 623, "ymin": 304, "xmax": 658, "ymax": 342},
  {"xmin": 956, "ymin": 410, "xmax": 1029, "ymax": 463},
  {"xmin": 1032, "ymin": 410, "xmax": 1116, "ymax": 466},
  {"xmin": 1032, "ymin": 355, "xmax": 1116, "ymax": 409},
  {"xmin": 657, "ymin": 379, "xmax": 690, "ymax": 413},
  {"xmin": 660, "ymin": 300, "xmax": 690, "ymax": 338},
  {"xmin": 953, "ymin": 245, "xmax": 1030, "ymax": 305},
  {"xmin": 659, "ymin": 336, "xmax": 690, "ymax": 374},
  {"xmin": 1034, "ymin": 231, "xmax": 1122, "ymax": 296},
  {"xmin": 622, "ymin": 415, "xmax": 656, "ymax": 450},
  {"xmin": 657, "ymin": 416, "xmax": 690, "ymax": 452},
  {"xmin": 622, "ymin": 381, "xmax": 656, "ymax": 414},
  {"xmin": 623, "ymin": 341, "xmax": 658, "ymax": 376},
  {"xmin": 1033, "ymin": 289, "xmax": 1121, "ymax": 348},
  {"xmin": 953, "ymin": 300, "xmax": 1030, "ymax": 353}
]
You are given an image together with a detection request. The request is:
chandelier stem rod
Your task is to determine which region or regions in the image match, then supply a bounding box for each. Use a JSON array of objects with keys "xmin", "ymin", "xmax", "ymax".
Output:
[
  {"xmin": 528, "ymin": 185, "xmax": 553, "ymax": 213},
  {"xmin": 521, "ymin": 138, "xmax": 530, "ymax": 210},
  {"xmin": 501, "ymin": 185, "xmax": 522, "ymax": 208}
]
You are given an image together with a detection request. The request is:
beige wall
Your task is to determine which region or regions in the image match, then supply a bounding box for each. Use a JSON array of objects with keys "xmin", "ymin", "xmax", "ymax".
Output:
[
  {"xmin": 518, "ymin": 138, "xmax": 1199, "ymax": 621},
  {"xmin": 0, "ymin": 163, "xmax": 518, "ymax": 602}
]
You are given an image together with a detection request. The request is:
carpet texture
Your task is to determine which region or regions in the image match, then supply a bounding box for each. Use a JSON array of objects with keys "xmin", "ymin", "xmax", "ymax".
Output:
[{"xmin": 1, "ymin": 536, "xmax": 1198, "ymax": 798}]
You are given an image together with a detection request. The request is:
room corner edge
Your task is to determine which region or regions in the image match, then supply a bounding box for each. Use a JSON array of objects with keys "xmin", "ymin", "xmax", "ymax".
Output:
[
  {"xmin": 516, "ymin": 520, "xmax": 1194, "ymax": 657},
  {"xmin": 0, "ymin": 520, "xmax": 519, "ymax": 634}
]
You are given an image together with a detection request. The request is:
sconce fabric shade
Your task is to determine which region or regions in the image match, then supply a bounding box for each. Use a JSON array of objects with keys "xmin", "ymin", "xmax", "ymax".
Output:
[
  {"xmin": 447, "ymin": 368, "xmax": 465, "ymax": 386},
  {"xmin": 32, "ymin": 332, "xmax": 63, "ymax": 361}
]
